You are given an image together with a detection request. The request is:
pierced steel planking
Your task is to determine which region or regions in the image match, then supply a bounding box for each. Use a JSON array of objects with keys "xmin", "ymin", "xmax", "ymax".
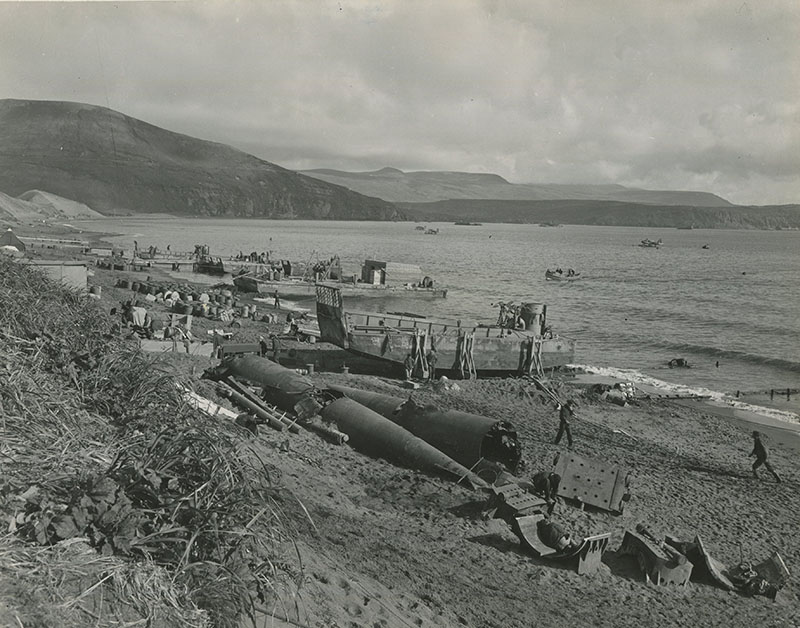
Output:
[{"xmin": 552, "ymin": 452, "xmax": 631, "ymax": 513}]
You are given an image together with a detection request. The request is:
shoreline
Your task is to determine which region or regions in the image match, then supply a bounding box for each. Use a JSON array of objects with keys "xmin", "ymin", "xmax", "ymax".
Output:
[{"xmin": 4, "ymin": 231, "xmax": 800, "ymax": 628}]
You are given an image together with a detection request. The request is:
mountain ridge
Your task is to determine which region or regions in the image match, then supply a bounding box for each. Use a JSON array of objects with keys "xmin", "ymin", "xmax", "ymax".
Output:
[
  {"xmin": 301, "ymin": 167, "xmax": 734, "ymax": 207},
  {"xmin": 0, "ymin": 99, "xmax": 403, "ymax": 220}
]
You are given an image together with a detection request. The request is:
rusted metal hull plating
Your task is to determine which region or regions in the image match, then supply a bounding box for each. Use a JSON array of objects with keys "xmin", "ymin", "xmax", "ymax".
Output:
[
  {"xmin": 511, "ymin": 512, "xmax": 611, "ymax": 575},
  {"xmin": 319, "ymin": 397, "xmax": 488, "ymax": 489},
  {"xmin": 328, "ymin": 385, "xmax": 522, "ymax": 473},
  {"xmin": 618, "ymin": 530, "xmax": 693, "ymax": 586},
  {"xmin": 207, "ymin": 354, "xmax": 316, "ymax": 414}
]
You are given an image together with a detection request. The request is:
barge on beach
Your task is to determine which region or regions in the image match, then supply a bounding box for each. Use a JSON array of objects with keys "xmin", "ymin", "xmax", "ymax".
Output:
[
  {"xmin": 315, "ymin": 285, "xmax": 575, "ymax": 376},
  {"xmin": 235, "ymin": 259, "xmax": 447, "ymax": 299}
]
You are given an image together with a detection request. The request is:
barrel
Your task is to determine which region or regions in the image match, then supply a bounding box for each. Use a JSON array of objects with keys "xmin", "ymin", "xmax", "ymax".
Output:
[
  {"xmin": 131, "ymin": 281, "xmax": 140, "ymax": 292},
  {"xmin": 241, "ymin": 305, "xmax": 250, "ymax": 318},
  {"xmin": 89, "ymin": 285, "xmax": 102, "ymax": 296},
  {"xmin": 306, "ymin": 363, "xmax": 315, "ymax": 375}
]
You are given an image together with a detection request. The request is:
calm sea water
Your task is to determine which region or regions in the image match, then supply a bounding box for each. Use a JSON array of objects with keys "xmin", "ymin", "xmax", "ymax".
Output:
[{"xmin": 75, "ymin": 217, "xmax": 800, "ymax": 420}]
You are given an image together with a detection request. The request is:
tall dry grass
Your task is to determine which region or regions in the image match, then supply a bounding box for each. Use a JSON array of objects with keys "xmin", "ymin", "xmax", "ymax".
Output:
[{"xmin": 0, "ymin": 255, "xmax": 299, "ymax": 628}]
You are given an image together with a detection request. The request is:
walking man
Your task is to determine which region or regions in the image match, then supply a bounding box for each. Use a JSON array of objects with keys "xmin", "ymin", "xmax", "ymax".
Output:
[
  {"xmin": 554, "ymin": 400, "xmax": 574, "ymax": 448},
  {"xmin": 750, "ymin": 431, "xmax": 781, "ymax": 483}
]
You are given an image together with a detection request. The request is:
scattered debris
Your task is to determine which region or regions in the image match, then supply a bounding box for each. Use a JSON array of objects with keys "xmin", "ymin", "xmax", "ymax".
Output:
[
  {"xmin": 618, "ymin": 525, "xmax": 693, "ymax": 586},
  {"xmin": 665, "ymin": 534, "xmax": 790, "ymax": 599}
]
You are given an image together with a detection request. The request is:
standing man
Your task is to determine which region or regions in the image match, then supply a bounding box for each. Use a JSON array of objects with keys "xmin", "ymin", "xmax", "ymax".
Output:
[
  {"xmin": 273, "ymin": 290, "xmax": 280, "ymax": 310},
  {"xmin": 554, "ymin": 400, "xmax": 574, "ymax": 448},
  {"xmin": 259, "ymin": 335, "xmax": 269, "ymax": 357},
  {"xmin": 426, "ymin": 349, "xmax": 437, "ymax": 383},
  {"xmin": 271, "ymin": 333, "xmax": 282, "ymax": 364},
  {"xmin": 403, "ymin": 353, "xmax": 415, "ymax": 380},
  {"xmin": 750, "ymin": 431, "xmax": 781, "ymax": 483}
]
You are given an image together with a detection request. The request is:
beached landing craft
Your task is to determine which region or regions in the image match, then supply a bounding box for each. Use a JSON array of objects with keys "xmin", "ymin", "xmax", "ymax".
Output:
[
  {"xmin": 315, "ymin": 285, "xmax": 575, "ymax": 376},
  {"xmin": 234, "ymin": 258, "xmax": 447, "ymax": 299}
]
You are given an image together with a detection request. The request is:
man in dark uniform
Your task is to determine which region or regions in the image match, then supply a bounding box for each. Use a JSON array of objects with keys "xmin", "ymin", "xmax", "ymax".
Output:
[
  {"xmin": 270, "ymin": 333, "xmax": 282, "ymax": 364},
  {"xmin": 403, "ymin": 354, "xmax": 415, "ymax": 380},
  {"xmin": 426, "ymin": 349, "xmax": 437, "ymax": 383},
  {"xmin": 531, "ymin": 470, "xmax": 562, "ymax": 514},
  {"xmin": 554, "ymin": 400, "xmax": 574, "ymax": 448},
  {"xmin": 750, "ymin": 431, "xmax": 781, "ymax": 482}
]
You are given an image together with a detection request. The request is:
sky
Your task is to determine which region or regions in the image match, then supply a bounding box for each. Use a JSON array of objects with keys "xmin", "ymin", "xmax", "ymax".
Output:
[{"xmin": 0, "ymin": 0, "xmax": 798, "ymax": 205}]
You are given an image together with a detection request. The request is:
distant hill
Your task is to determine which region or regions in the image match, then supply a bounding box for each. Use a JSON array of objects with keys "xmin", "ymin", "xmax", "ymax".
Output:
[
  {"xmin": 0, "ymin": 189, "xmax": 104, "ymax": 223},
  {"xmin": 0, "ymin": 99, "xmax": 402, "ymax": 220},
  {"xmin": 398, "ymin": 199, "xmax": 800, "ymax": 229},
  {"xmin": 301, "ymin": 167, "xmax": 734, "ymax": 207}
]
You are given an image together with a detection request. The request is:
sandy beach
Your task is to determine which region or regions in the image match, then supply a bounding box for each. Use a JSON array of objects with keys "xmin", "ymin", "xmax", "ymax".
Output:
[{"xmin": 4, "ymin": 222, "xmax": 799, "ymax": 628}]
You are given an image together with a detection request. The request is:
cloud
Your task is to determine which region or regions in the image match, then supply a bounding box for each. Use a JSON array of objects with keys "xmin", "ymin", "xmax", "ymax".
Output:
[{"xmin": 0, "ymin": 0, "xmax": 797, "ymax": 204}]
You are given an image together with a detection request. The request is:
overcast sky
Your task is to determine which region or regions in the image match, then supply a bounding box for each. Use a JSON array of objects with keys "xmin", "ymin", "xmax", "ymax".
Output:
[{"xmin": 1, "ymin": 0, "xmax": 798, "ymax": 205}]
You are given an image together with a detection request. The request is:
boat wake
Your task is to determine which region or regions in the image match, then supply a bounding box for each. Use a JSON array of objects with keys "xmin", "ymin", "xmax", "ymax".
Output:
[{"xmin": 571, "ymin": 364, "xmax": 800, "ymax": 426}]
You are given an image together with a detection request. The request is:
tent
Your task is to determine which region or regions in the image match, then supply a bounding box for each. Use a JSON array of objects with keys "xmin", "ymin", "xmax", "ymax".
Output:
[{"xmin": 0, "ymin": 228, "xmax": 26, "ymax": 253}]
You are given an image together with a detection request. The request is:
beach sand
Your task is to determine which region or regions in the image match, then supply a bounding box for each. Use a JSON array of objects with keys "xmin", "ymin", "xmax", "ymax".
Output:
[{"xmin": 6, "ymin": 222, "xmax": 799, "ymax": 628}]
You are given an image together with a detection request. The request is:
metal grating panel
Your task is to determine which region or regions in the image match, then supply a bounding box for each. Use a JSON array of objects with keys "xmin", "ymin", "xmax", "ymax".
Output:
[{"xmin": 553, "ymin": 452, "xmax": 629, "ymax": 513}]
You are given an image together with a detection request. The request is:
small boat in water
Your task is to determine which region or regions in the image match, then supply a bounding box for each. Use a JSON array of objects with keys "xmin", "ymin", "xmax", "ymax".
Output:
[
  {"xmin": 545, "ymin": 269, "xmax": 581, "ymax": 281},
  {"xmin": 315, "ymin": 284, "xmax": 575, "ymax": 376},
  {"xmin": 638, "ymin": 238, "xmax": 663, "ymax": 248}
]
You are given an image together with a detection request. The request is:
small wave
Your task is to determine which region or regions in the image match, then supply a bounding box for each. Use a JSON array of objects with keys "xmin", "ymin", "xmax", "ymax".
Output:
[
  {"xmin": 643, "ymin": 341, "xmax": 800, "ymax": 373},
  {"xmin": 570, "ymin": 363, "xmax": 800, "ymax": 426}
]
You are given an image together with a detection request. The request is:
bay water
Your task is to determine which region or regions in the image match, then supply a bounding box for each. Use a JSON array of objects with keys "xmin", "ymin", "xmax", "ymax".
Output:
[{"xmin": 75, "ymin": 217, "xmax": 800, "ymax": 423}]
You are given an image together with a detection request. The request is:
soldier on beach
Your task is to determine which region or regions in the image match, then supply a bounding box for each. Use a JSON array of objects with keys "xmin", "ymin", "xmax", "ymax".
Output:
[
  {"xmin": 273, "ymin": 290, "xmax": 280, "ymax": 310},
  {"xmin": 750, "ymin": 431, "xmax": 781, "ymax": 483},
  {"xmin": 426, "ymin": 349, "xmax": 437, "ymax": 382},
  {"xmin": 404, "ymin": 353, "xmax": 414, "ymax": 380},
  {"xmin": 271, "ymin": 333, "xmax": 282, "ymax": 364},
  {"xmin": 554, "ymin": 400, "xmax": 574, "ymax": 448},
  {"xmin": 531, "ymin": 470, "xmax": 561, "ymax": 514}
]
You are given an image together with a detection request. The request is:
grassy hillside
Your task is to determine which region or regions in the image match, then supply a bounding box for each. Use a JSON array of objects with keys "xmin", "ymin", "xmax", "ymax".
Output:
[
  {"xmin": 399, "ymin": 198, "xmax": 800, "ymax": 229},
  {"xmin": 0, "ymin": 99, "xmax": 403, "ymax": 220},
  {"xmin": 0, "ymin": 255, "xmax": 306, "ymax": 628}
]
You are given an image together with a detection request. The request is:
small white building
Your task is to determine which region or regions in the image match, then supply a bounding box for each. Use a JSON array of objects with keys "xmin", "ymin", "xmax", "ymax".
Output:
[{"xmin": 21, "ymin": 260, "xmax": 88, "ymax": 290}]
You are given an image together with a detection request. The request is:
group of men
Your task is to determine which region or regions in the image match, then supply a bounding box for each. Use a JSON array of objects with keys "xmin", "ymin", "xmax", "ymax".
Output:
[
  {"xmin": 495, "ymin": 302, "xmax": 526, "ymax": 330},
  {"xmin": 403, "ymin": 349, "xmax": 438, "ymax": 383}
]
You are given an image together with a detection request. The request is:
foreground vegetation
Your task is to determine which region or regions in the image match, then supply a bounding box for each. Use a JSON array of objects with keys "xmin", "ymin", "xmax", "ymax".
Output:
[{"xmin": 0, "ymin": 255, "xmax": 302, "ymax": 628}]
